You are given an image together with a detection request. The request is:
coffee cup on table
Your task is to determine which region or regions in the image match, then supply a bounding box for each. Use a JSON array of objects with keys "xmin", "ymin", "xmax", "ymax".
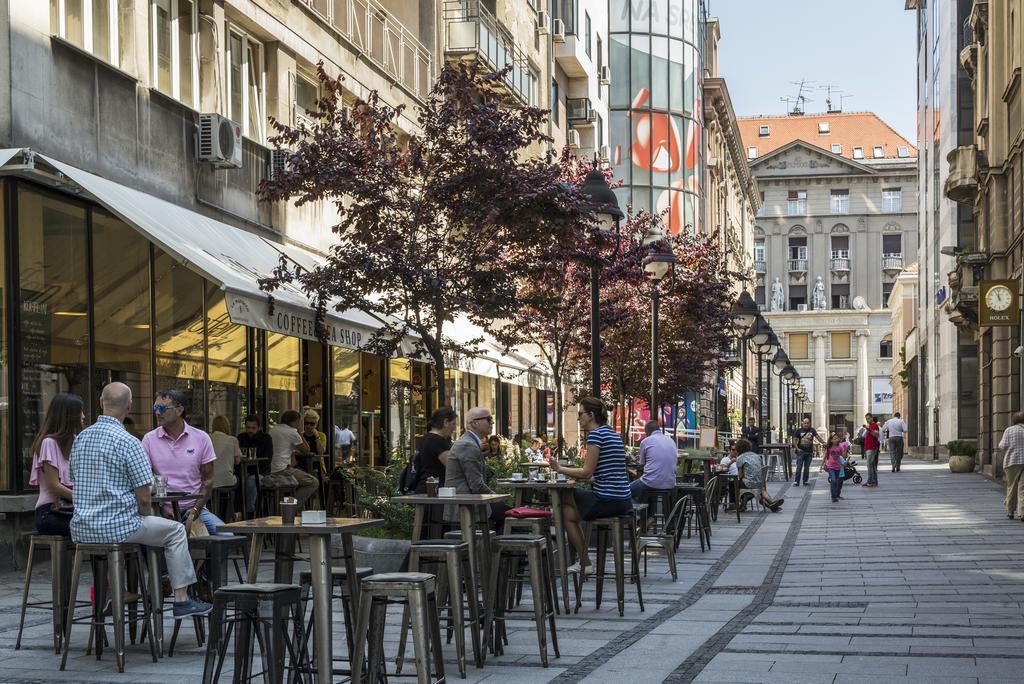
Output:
[
  {"xmin": 280, "ymin": 497, "xmax": 299, "ymax": 524},
  {"xmin": 425, "ymin": 476, "xmax": 439, "ymax": 497},
  {"xmin": 511, "ymin": 472, "xmax": 524, "ymax": 481}
]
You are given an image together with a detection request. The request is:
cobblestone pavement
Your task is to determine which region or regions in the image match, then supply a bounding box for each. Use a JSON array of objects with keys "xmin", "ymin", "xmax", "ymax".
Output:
[{"xmin": 2, "ymin": 455, "xmax": 1023, "ymax": 682}]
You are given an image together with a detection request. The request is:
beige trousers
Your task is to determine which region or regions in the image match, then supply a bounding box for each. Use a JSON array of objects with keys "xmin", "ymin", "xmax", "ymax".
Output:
[{"xmin": 1005, "ymin": 464, "xmax": 1024, "ymax": 518}]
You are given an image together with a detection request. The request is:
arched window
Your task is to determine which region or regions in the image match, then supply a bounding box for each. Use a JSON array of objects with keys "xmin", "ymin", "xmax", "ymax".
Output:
[{"xmin": 879, "ymin": 335, "xmax": 893, "ymax": 359}]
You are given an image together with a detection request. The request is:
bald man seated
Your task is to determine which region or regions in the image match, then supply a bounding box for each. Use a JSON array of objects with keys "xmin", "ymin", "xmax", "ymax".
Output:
[
  {"xmin": 442, "ymin": 406, "xmax": 509, "ymax": 531},
  {"xmin": 69, "ymin": 382, "xmax": 212, "ymax": 620}
]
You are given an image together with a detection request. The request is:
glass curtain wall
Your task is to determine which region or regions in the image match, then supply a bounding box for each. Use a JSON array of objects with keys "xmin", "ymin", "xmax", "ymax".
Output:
[
  {"xmin": 360, "ymin": 352, "xmax": 383, "ymax": 466},
  {"xmin": 206, "ymin": 286, "xmax": 248, "ymax": 435},
  {"xmin": 17, "ymin": 188, "xmax": 90, "ymax": 487},
  {"xmin": 389, "ymin": 358, "xmax": 413, "ymax": 459},
  {"xmin": 609, "ymin": 0, "xmax": 704, "ymax": 235},
  {"xmin": 154, "ymin": 249, "xmax": 207, "ymax": 429},
  {"xmin": 92, "ymin": 212, "xmax": 152, "ymax": 437},
  {"xmin": 0, "ymin": 185, "xmax": 6, "ymax": 490}
]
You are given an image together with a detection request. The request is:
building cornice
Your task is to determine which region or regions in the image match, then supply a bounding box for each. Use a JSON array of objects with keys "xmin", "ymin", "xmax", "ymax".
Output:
[{"xmin": 704, "ymin": 77, "xmax": 761, "ymax": 212}]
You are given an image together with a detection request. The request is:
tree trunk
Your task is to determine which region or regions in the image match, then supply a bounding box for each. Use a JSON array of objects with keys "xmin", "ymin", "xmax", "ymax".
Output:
[
  {"xmin": 432, "ymin": 347, "xmax": 448, "ymax": 408},
  {"xmin": 554, "ymin": 383, "xmax": 564, "ymax": 458}
]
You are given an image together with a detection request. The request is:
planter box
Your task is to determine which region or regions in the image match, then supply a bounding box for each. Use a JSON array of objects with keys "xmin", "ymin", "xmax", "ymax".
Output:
[
  {"xmin": 948, "ymin": 454, "xmax": 977, "ymax": 473},
  {"xmin": 342, "ymin": 535, "xmax": 411, "ymax": 574}
]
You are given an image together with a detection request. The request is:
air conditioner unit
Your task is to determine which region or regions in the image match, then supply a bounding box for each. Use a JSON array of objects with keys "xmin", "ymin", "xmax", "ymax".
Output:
[
  {"xmin": 599, "ymin": 145, "xmax": 610, "ymax": 161},
  {"xmin": 567, "ymin": 129, "xmax": 580, "ymax": 148},
  {"xmin": 599, "ymin": 65, "xmax": 611, "ymax": 85},
  {"xmin": 269, "ymin": 149, "xmax": 292, "ymax": 180},
  {"xmin": 552, "ymin": 18, "xmax": 565, "ymax": 42},
  {"xmin": 198, "ymin": 113, "xmax": 243, "ymax": 169},
  {"xmin": 797, "ymin": 304, "xmax": 808, "ymax": 312},
  {"xmin": 586, "ymin": 109, "xmax": 598, "ymax": 123},
  {"xmin": 537, "ymin": 11, "xmax": 549, "ymax": 35}
]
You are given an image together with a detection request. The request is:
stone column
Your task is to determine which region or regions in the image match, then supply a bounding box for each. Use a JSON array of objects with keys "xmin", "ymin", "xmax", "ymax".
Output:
[
  {"xmin": 855, "ymin": 329, "xmax": 871, "ymax": 419},
  {"xmin": 813, "ymin": 331, "xmax": 828, "ymax": 431}
]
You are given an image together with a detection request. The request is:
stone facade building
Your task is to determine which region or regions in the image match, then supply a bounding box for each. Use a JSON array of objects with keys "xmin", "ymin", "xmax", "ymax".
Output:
[
  {"xmin": 738, "ymin": 112, "xmax": 918, "ymax": 436},
  {"xmin": 944, "ymin": 0, "xmax": 1024, "ymax": 477}
]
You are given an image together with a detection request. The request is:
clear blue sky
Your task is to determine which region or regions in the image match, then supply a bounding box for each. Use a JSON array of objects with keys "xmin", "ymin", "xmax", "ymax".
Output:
[{"xmin": 708, "ymin": 0, "xmax": 917, "ymax": 143}]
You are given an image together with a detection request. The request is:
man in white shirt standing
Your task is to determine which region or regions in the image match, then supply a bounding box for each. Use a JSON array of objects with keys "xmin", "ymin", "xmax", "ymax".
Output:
[
  {"xmin": 333, "ymin": 423, "xmax": 357, "ymax": 466},
  {"xmin": 882, "ymin": 412, "xmax": 908, "ymax": 473}
]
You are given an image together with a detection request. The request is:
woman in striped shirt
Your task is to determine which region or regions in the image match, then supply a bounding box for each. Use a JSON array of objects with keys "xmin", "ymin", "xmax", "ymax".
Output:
[{"xmin": 548, "ymin": 397, "xmax": 633, "ymax": 575}]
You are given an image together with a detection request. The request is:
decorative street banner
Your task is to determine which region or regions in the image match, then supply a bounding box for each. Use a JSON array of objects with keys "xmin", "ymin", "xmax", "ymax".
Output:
[{"xmin": 870, "ymin": 377, "xmax": 894, "ymax": 415}]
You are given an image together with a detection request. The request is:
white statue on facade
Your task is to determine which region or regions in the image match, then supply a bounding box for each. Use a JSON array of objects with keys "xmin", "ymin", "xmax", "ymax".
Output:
[
  {"xmin": 812, "ymin": 276, "xmax": 826, "ymax": 310},
  {"xmin": 770, "ymin": 277, "xmax": 785, "ymax": 312}
]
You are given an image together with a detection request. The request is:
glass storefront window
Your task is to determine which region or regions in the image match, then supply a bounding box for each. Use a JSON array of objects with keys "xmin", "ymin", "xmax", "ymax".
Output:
[
  {"xmin": 0, "ymin": 184, "xmax": 6, "ymax": 489},
  {"xmin": 360, "ymin": 352, "xmax": 383, "ymax": 466},
  {"xmin": 266, "ymin": 332, "xmax": 299, "ymax": 426},
  {"xmin": 206, "ymin": 286, "xmax": 247, "ymax": 435},
  {"xmin": 18, "ymin": 188, "xmax": 90, "ymax": 487},
  {"xmin": 92, "ymin": 211, "xmax": 151, "ymax": 437},
  {"xmin": 154, "ymin": 249, "xmax": 206, "ymax": 428},
  {"xmin": 332, "ymin": 347, "xmax": 360, "ymax": 462},
  {"xmin": 389, "ymin": 358, "xmax": 412, "ymax": 459}
]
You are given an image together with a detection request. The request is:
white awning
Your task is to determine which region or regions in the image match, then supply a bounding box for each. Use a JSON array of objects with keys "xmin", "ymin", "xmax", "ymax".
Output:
[{"xmin": 27, "ymin": 152, "xmax": 379, "ymax": 349}]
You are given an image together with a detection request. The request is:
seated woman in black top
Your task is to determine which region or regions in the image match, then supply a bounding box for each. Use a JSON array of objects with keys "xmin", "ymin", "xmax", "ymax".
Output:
[{"xmin": 413, "ymin": 407, "xmax": 457, "ymax": 493}]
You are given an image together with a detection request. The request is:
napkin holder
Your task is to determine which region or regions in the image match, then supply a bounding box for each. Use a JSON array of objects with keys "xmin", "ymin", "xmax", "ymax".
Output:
[
  {"xmin": 301, "ymin": 510, "xmax": 327, "ymax": 524},
  {"xmin": 438, "ymin": 487, "xmax": 456, "ymax": 498}
]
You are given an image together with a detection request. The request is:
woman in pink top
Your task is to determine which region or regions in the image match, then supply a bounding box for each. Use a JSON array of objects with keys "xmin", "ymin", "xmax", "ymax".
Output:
[
  {"xmin": 824, "ymin": 432, "xmax": 849, "ymax": 503},
  {"xmin": 30, "ymin": 394, "xmax": 85, "ymax": 536}
]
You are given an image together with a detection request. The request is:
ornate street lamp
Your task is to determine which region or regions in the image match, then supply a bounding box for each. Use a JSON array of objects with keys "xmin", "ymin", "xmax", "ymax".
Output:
[
  {"xmin": 731, "ymin": 291, "xmax": 760, "ymax": 426},
  {"xmin": 643, "ymin": 245, "xmax": 678, "ymax": 422},
  {"xmin": 579, "ymin": 165, "xmax": 624, "ymax": 398},
  {"xmin": 750, "ymin": 318, "xmax": 777, "ymax": 433}
]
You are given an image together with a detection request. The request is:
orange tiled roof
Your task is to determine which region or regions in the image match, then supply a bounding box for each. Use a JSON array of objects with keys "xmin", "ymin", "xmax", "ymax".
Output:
[{"xmin": 737, "ymin": 111, "xmax": 917, "ymax": 161}]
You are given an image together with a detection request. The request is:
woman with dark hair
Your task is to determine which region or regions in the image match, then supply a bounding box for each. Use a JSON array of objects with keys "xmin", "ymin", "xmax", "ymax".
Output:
[
  {"xmin": 29, "ymin": 393, "xmax": 85, "ymax": 536},
  {"xmin": 413, "ymin": 406, "xmax": 458, "ymax": 492},
  {"xmin": 548, "ymin": 397, "xmax": 632, "ymax": 575},
  {"xmin": 485, "ymin": 434, "xmax": 503, "ymax": 460}
]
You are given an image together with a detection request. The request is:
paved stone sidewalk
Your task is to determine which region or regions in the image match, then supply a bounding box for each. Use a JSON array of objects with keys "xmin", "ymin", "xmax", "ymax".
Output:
[{"xmin": 2, "ymin": 456, "xmax": 1022, "ymax": 682}]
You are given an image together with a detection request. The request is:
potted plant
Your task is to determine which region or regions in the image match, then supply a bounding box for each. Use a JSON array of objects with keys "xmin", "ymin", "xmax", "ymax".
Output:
[
  {"xmin": 946, "ymin": 440, "xmax": 977, "ymax": 473},
  {"xmin": 339, "ymin": 449, "xmax": 414, "ymax": 573}
]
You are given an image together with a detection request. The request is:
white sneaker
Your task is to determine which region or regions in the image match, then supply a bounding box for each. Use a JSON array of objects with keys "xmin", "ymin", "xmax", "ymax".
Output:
[{"xmin": 567, "ymin": 561, "xmax": 591, "ymax": 577}]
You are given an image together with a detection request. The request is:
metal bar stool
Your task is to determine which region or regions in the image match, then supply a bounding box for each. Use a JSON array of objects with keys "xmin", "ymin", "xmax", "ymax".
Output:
[
  {"xmin": 60, "ymin": 543, "xmax": 159, "ymax": 673},
  {"xmin": 201, "ymin": 583, "xmax": 307, "ymax": 684},
  {"xmin": 488, "ymin": 534, "xmax": 559, "ymax": 667},
  {"xmin": 16, "ymin": 534, "xmax": 80, "ymax": 653},
  {"xmin": 211, "ymin": 485, "xmax": 237, "ymax": 522},
  {"xmin": 397, "ymin": 539, "xmax": 477, "ymax": 677},
  {"xmin": 578, "ymin": 514, "xmax": 645, "ymax": 617},
  {"xmin": 503, "ymin": 514, "xmax": 559, "ymax": 614},
  {"xmin": 294, "ymin": 564, "xmax": 374, "ymax": 680},
  {"xmin": 351, "ymin": 572, "xmax": 445, "ymax": 684},
  {"xmin": 642, "ymin": 489, "xmax": 677, "ymax": 533}
]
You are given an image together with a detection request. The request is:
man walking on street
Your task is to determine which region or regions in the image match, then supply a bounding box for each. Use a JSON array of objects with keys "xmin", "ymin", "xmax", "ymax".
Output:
[
  {"xmin": 862, "ymin": 413, "xmax": 881, "ymax": 487},
  {"xmin": 883, "ymin": 412, "xmax": 908, "ymax": 472},
  {"xmin": 790, "ymin": 417, "xmax": 824, "ymax": 486},
  {"xmin": 742, "ymin": 417, "xmax": 764, "ymax": 453},
  {"xmin": 70, "ymin": 382, "xmax": 211, "ymax": 619},
  {"xmin": 999, "ymin": 412, "xmax": 1024, "ymax": 520}
]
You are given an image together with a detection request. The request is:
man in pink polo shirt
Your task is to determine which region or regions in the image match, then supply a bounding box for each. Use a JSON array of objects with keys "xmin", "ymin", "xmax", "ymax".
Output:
[{"xmin": 142, "ymin": 388, "xmax": 225, "ymax": 534}]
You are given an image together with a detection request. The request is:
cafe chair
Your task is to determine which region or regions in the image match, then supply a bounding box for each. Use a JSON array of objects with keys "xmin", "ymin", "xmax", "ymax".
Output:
[
  {"xmin": 16, "ymin": 534, "xmax": 80, "ymax": 653},
  {"xmin": 398, "ymin": 539, "xmax": 478, "ymax": 676},
  {"xmin": 578, "ymin": 513, "xmax": 645, "ymax": 617},
  {"xmin": 201, "ymin": 583, "xmax": 307, "ymax": 684},
  {"xmin": 637, "ymin": 495, "xmax": 692, "ymax": 581},
  {"xmin": 641, "ymin": 489, "xmax": 676, "ymax": 534},
  {"xmin": 488, "ymin": 534, "xmax": 560, "ymax": 667},
  {"xmin": 351, "ymin": 573, "xmax": 446, "ymax": 684},
  {"xmin": 296, "ymin": 564, "xmax": 374, "ymax": 675},
  {"xmin": 211, "ymin": 485, "xmax": 236, "ymax": 523},
  {"xmin": 60, "ymin": 543, "xmax": 159, "ymax": 673},
  {"xmin": 503, "ymin": 507, "xmax": 558, "ymax": 613}
]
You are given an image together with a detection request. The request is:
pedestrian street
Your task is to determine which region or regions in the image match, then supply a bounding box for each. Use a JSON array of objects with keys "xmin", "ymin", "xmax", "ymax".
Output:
[{"xmin": 4, "ymin": 453, "xmax": 1024, "ymax": 683}]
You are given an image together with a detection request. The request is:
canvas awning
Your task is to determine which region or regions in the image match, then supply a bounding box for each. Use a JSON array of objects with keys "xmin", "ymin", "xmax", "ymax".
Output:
[{"xmin": 17, "ymin": 151, "xmax": 380, "ymax": 349}]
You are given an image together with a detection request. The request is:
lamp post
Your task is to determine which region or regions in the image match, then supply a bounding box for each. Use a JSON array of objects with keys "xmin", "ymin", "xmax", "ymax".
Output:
[
  {"xmin": 730, "ymin": 291, "xmax": 759, "ymax": 426},
  {"xmin": 750, "ymin": 316, "xmax": 777, "ymax": 431},
  {"xmin": 644, "ymin": 245, "xmax": 677, "ymax": 422},
  {"xmin": 772, "ymin": 349, "xmax": 790, "ymax": 442},
  {"xmin": 579, "ymin": 165, "xmax": 624, "ymax": 398}
]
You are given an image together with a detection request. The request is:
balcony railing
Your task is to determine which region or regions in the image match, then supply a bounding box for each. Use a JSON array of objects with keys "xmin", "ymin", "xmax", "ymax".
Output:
[
  {"xmin": 830, "ymin": 257, "xmax": 850, "ymax": 272},
  {"xmin": 882, "ymin": 254, "xmax": 904, "ymax": 272},
  {"xmin": 566, "ymin": 97, "xmax": 596, "ymax": 124},
  {"xmin": 443, "ymin": 0, "xmax": 534, "ymax": 106},
  {"xmin": 787, "ymin": 259, "xmax": 808, "ymax": 273},
  {"xmin": 754, "ymin": 259, "xmax": 766, "ymax": 273},
  {"xmin": 298, "ymin": 0, "xmax": 433, "ymax": 102}
]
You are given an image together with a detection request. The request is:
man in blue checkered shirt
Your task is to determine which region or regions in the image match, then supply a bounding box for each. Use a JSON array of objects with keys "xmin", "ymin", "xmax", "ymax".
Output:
[{"xmin": 70, "ymin": 382, "xmax": 212, "ymax": 619}]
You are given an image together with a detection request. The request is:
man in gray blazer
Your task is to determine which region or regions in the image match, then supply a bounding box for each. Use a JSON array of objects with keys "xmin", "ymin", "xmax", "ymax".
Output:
[{"xmin": 444, "ymin": 406, "xmax": 508, "ymax": 530}]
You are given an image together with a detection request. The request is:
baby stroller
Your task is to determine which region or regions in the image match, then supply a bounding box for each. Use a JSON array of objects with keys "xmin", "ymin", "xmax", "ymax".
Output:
[{"xmin": 842, "ymin": 458, "xmax": 863, "ymax": 484}]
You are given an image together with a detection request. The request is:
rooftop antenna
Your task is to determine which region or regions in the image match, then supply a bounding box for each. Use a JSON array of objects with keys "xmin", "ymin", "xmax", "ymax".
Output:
[
  {"xmin": 818, "ymin": 84, "xmax": 854, "ymax": 113},
  {"xmin": 787, "ymin": 79, "xmax": 816, "ymax": 115}
]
